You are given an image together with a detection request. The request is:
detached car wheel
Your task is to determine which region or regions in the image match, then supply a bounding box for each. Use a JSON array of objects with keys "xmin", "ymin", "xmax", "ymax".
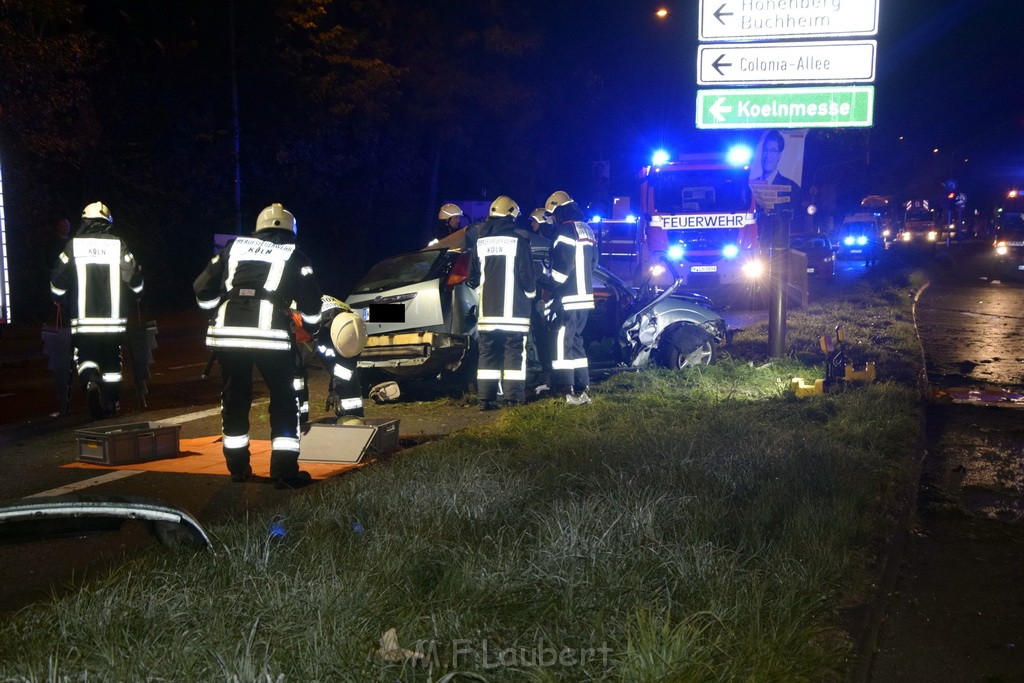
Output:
[{"xmin": 658, "ymin": 325, "xmax": 717, "ymax": 369}]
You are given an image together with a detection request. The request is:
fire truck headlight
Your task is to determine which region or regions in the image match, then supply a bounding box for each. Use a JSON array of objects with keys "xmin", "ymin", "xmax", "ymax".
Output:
[
  {"xmin": 667, "ymin": 244, "xmax": 685, "ymax": 261},
  {"xmin": 996, "ymin": 243, "xmax": 1008, "ymax": 255},
  {"xmin": 856, "ymin": 235, "xmax": 868, "ymax": 246},
  {"xmin": 927, "ymin": 231, "xmax": 938, "ymax": 241},
  {"xmin": 843, "ymin": 236, "xmax": 855, "ymax": 246},
  {"xmin": 741, "ymin": 259, "xmax": 764, "ymax": 278},
  {"xmin": 722, "ymin": 243, "xmax": 739, "ymax": 259},
  {"xmin": 649, "ymin": 264, "xmax": 666, "ymax": 277},
  {"xmin": 901, "ymin": 232, "xmax": 912, "ymax": 242}
]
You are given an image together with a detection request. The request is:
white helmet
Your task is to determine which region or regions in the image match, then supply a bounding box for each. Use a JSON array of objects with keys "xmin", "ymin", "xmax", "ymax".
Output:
[
  {"xmin": 489, "ymin": 195, "xmax": 521, "ymax": 218},
  {"xmin": 438, "ymin": 203, "xmax": 463, "ymax": 220},
  {"xmin": 544, "ymin": 190, "xmax": 573, "ymax": 215},
  {"xmin": 82, "ymin": 202, "xmax": 113, "ymax": 223},
  {"xmin": 329, "ymin": 309, "xmax": 367, "ymax": 358},
  {"xmin": 256, "ymin": 203, "xmax": 297, "ymax": 234}
]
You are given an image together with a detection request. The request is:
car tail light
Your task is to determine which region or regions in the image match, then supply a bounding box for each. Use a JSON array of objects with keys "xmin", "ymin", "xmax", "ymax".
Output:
[{"xmin": 446, "ymin": 253, "xmax": 470, "ymax": 287}]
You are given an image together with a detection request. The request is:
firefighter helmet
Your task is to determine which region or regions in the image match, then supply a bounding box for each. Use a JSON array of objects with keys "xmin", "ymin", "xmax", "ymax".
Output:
[
  {"xmin": 82, "ymin": 202, "xmax": 113, "ymax": 224},
  {"xmin": 544, "ymin": 191, "xmax": 573, "ymax": 215},
  {"xmin": 330, "ymin": 309, "xmax": 367, "ymax": 358},
  {"xmin": 256, "ymin": 203, "xmax": 297, "ymax": 234},
  {"xmin": 438, "ymin": 203, "xmax": 463, "ymax": 220},
  {"xmin": 529, "ymin": 208, "xmax": 550, "ymax": 225},
  {"xmin": 489, "ymin": 195, "xmax": 520, "ymax": 218}
]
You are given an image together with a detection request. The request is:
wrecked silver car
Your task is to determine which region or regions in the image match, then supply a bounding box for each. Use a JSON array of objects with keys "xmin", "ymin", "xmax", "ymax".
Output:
[{"xmin": 345, "ymin": 231, "xmax": 727, "ymax": 387}]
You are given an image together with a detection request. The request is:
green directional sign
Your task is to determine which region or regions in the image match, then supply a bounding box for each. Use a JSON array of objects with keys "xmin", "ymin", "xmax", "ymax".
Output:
[{"xmin": 696, "ymin": 86, "xmax": 874, "ymax": 129}]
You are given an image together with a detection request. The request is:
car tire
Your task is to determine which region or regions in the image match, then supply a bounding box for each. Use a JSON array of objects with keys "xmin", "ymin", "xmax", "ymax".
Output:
[{"xmin": 658, "ymin": 325, "xmax": 717, "ymax": 369}]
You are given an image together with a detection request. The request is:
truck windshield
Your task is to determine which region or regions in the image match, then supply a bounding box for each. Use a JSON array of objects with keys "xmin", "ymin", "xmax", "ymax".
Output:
[
  {"xmin": 905, "ymin": 209, "xmax": 933, "ymax": 224},
  {"xmin": 650, "ymin": 168, "xmax": 751, "ymax": 214}
]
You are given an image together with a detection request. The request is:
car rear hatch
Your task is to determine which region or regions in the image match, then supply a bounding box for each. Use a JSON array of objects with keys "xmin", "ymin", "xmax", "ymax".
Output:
[{"xmin": 345, "ymin": 248, "xmax": 474, "ymax": 369}]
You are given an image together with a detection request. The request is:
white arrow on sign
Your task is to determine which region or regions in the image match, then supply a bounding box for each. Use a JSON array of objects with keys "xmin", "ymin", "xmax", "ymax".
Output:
[
  {"xmin": 698, "ymin": 41, "xmax": 876, "ymax": 86},
  {"xmin": 709, "ymin": 97, "xmax": 733, "ymax": 123},
  {"xmin": 698, "ymin": 0, "xmax": 879, "ymax": 41}
]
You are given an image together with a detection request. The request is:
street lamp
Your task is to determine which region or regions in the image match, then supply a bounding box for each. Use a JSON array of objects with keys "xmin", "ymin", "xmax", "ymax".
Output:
[{"xmin": 655, "ymin": 8, "xmax": 669, "ymax": 19}]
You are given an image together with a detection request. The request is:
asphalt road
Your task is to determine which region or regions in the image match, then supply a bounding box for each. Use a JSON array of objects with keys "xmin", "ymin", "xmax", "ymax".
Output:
[{"xmin": 869, "ymin": 241, "xmax": 1024, "ymax": 681}]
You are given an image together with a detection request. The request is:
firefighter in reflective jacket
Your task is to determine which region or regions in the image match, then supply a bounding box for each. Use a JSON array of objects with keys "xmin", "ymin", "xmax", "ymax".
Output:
[
  {"xmin": 544, "ymin": 190, "xmax": 597, "ymax": 405},
  {"xmin": 50, "ymin": 202, "xmax": 144, "ymax": 419},
  {"xmin": 293, "ymin": 295, "xmax": 365, "ymax": 422},
  {"xmin": 193, "ymin": 203, "xmax": 323, "ymax": 488},
  {"xmin": 467, "ymin": 196, "xmax": 536, "ymax": 410}
]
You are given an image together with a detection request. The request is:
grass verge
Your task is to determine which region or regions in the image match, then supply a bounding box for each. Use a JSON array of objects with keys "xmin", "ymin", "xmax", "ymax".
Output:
[{"xmin": 0, "ymin": 267, "xmax": 926, "ymax": 682}]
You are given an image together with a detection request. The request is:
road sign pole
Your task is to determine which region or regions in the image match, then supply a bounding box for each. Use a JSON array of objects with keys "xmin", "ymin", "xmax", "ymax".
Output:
[{"xmin": 768, "ymin": 211, "xmax": 791, "ymax": 358}]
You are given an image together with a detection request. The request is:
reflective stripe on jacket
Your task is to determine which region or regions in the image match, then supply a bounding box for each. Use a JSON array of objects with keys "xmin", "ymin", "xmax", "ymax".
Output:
[
  {"xmin": 550, "ymin": 221, "xmax": 596, "ymax": 311},
  {"xmin": 193, "ymin": 233, "xmax": 322, "ymax": 351},
  {"xmin": 50, "ymin": 229, "xmax": 144, "ymax": 334},
  {"xmin": 467, "ymin": 226, "xmax": 536, "ymax": 333}
]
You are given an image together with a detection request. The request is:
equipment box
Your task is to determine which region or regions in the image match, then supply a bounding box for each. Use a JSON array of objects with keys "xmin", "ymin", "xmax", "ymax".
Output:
[
  {"xmin": 76, "ymin": 422, "xmax": 181, "ymax": 465},
  {"xmin": 299, "ymin": 418, "xmax": 400, "ymax": 465}
]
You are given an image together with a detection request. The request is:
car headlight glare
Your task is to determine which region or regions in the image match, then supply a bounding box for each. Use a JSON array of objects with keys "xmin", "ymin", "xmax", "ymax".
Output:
[
  {"xmin": 996, "ymin": 245, "xmax": 1008, "ymax": 255},
  {"xmin": 843, "ymin": 236, "xmax": 855, "ymax": 246},
  {"xmin": 901, "ymin": 232, "xmax": 912, "ymax": 242},
  {"xmin": 856, "ymin": 235, "xmax": 868, "ymax": 246},
  {"xmin": 741, "ymin": 259, "xmax": 764, "ymax": 278},
  {"xmin": 927, "ymin": 231, "xmax": 937, "ymax": 241}
]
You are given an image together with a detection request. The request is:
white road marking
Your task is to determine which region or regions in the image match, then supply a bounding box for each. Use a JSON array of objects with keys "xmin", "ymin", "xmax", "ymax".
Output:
[
  {"xmin": 26, "ymin": 470, "xmax": 142, "ymax": 498},
  {"xmin": 151, "ymin": 400, "xmax": 267, "ymax": 426},
  {"xmin": 153, "ymin": 406, "xmax": 224, "ymax": 425},
  {"xmin": 23, "ymin": 400, "xmax": 269, "ymax": 499}
]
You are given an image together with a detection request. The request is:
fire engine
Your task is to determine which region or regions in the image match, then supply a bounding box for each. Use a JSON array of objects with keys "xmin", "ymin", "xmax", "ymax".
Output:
[{"xmin": 593, "ymin": 148, "xmax": 765, "ymax": 295}]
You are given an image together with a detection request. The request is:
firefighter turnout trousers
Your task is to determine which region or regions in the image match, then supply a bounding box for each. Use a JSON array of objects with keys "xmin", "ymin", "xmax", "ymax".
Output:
[
  {"xmin": 551, "ymin": 309, "xmax": 589, "ymax": 393},
  {"xmin": 73, "ymin": 333, "xmax": 123, "ymax": 401},
  {"xmin": 219, "ymin": 349, "xmax": 303, "ymax": 480},
  {"xmin": 477, "ymin": 330, "xmax": 528, "ymax": 403}
]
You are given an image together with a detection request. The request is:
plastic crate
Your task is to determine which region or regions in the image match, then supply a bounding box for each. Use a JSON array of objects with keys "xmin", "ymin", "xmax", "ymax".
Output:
[{"xmin": 76, "ymin": 422, "xmax": 181, "ymax": 465}]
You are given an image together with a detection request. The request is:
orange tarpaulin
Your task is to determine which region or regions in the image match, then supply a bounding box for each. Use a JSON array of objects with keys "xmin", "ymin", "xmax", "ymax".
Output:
[{"xmin": 64, "ymin": 435, "xmax": 365, "ymax": 480}]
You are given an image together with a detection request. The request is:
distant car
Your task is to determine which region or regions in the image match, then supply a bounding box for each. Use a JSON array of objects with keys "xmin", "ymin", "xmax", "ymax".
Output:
[
  {"xmin": 834, "ymin": 213, "xmax": 883, "ymax": 264},
  {"xmin": 344, "ymin": 233, "xmax": 728, "ymax": 388},
  {"xmin": 790, "ymin": 235, "xmax": 835, "ymax": 278}
]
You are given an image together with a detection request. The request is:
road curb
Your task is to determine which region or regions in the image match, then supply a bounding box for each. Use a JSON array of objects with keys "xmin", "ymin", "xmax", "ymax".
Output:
[{"xmin": 846, "ymin": 280, "xmax": 931, "ymax": 682}]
